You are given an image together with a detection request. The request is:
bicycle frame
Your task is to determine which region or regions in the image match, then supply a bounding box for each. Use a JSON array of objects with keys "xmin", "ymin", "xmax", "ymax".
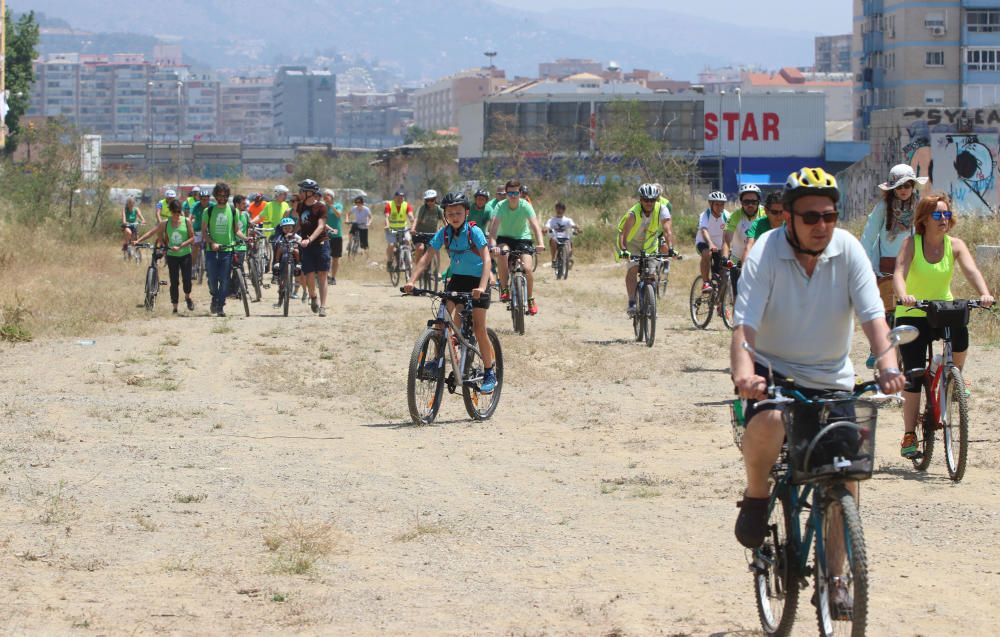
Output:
[{"xmin": 429, "ymin": 298, "xmax": 482, "ymax": 384}]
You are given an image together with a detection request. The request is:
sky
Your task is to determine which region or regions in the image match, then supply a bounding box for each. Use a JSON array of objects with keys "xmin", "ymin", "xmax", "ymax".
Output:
[{"xmin": 493, "ymin": 0, "xmax": 853, "ymax": 35}]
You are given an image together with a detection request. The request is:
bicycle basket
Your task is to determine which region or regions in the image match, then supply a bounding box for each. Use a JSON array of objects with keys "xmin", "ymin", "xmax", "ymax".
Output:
[
  {"xmin": 783, "ymin": 398, "xmax": 877, "ymax": 484},
  {"xmin": 925, "ymin": 300, "xmax": 970, "ymax": 329}
]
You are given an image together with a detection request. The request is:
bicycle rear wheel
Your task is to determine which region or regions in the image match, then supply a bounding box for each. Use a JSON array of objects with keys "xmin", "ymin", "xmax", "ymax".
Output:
[
  {"xmin": 283, "ymin": 261, "xmax": 293, "ymax": 317},
  {"xmin": 248, "ymin": 258, "xmax": 263, "ymax": 302},
  {"xmin": 235, "ymin": 269, "xmax": 250, "ymax": 317},
  {"xmin": 689, "ymin": 276, "xmax": 714, "ymax": 329},
  {"xmin": 407, "ymin": 329, "xmax": 446, "ymax": 424},
  {"xmin": 555, "ymin": 245, "xmax": 565, "ymax": 280},
  {"xmin": 943, "ymin": 366, "xmax": 969, "ymax": 481},
  {"xmin": 720, "ymin": 276, "xmax": 737, "ymax": 330},
  {"xmin": 462, "ymin": 328, "xmax": 503, "ymax": 420},
  {"xmin": 196, "ymin": 251, "xmax": 205, "ymax": 285},
  {"xmin": 912, "ymin": 378, "xmax": 935, "ymax": 471},
  {"xmin": 144, "ymin": 266, "xmax": 157, "ymax": 311},
  {"xmin": 658, "ymin": 261, "xmax": 670, "ymax": 295},
  {"xmin": 643, "ymin": 284, "xmax": 656, "ymax": 347},
  {"xmin": 814, "ymin": 485, "xmax": 868, "ymax": 637},
  {"xmin": 753, "ymin": 492, "xmax": 799, "ymax": 636}
]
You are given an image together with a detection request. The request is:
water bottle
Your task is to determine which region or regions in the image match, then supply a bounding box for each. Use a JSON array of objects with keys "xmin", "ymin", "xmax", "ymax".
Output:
[{"xmin": 732, "ymin": 398, "xmax": 746, "ymax": 428}]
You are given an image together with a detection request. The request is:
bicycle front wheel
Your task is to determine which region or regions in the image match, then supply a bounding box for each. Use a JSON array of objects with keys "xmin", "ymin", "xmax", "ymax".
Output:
[
  {"xmin": 407, "ymin": 329, "xmax": 446, "ymax": 424},
  {"xmin": 511, "ymin": 274, "xmax": 526, "ymax": 335},
  {"xmin": 555, "ymin": 245, "xmax": 565, "ymax": 280},
  {"xmin": 462, "ymin": 328, "xmax": 503, "ymax": 420},
  {"xmin": 753, "ymin": 492, "xmax": 799, "ymax": 636},
  {"xmin": 283, "ymin": 262, "xmax": 293, "ymax": 317},
  {"xmin": 235, "ymin": 269, "xmax": 251, "ymax": 317},
  {"xmin": 943, "ymin": 366, "xmax": 969, "ymax": 481},
  {"xmin": 643, "ymin": 284, "xmax": 656, "ymax": 347},
  {"xmin": 248, "ymin": 258, "xmax": 263, "ymax": 302},
  {"xmin": 689, "ymin": 276, "xmax": 713, "ymax": 329},
  {"xmin": 431, "ymin": 253, "xmax": 440, "ymax": 292},
  {"xmin": 144, "ymin": 266, "xmax": 157, "ymax": 311},
  {"xmin": 389, "ymin": 253, "xmax": 401, "ymax": 286},
  {"xmin": 720, "ymin": 276, "xmax": 737, "ymax": 330},
  {"xmin": 912, "ymin": 378, "xmax": 935, "ymax": 471},
  {"xmin": 814, "ymin": 485, "xmax": 868, "ymax": 637}
]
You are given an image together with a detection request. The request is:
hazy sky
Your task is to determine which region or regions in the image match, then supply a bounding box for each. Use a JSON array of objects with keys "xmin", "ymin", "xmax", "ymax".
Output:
[{"xmin": 493, "ymin": 0, "xmax": 852, "ymax": 35}]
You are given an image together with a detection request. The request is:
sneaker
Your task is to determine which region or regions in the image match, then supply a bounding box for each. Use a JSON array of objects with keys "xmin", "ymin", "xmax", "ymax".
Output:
[
  {"xmin": 310, "ymin": 297, "xmax": 319, "ymax": 313},
  {"xmin": 172, "ymin": 306, "xmax": 178, "ymax": 314},
  {"xmin": 702, "ymin": 281, "xmax": 713, "ymax": 292},
  {"xmin": 273, "ymin": 293, "xmax": 284, "ymax": 309},
  {"xmin": 480, "ymin": 366, "xmax": 497, "ymax": 394},
  {"xmin": 185, "ymin": 298, "xmax": 194, "ymax": 311},
  {"xmin": 865, "ymin": 352, "xmax": 877, "ymax": 370},
  {"xmin": 419, "ymin": 359, "xmax": 441, "ymax": 381},
  {"xmin": 318, "ymin": 306, "xmax": 327, "ymax": 317},
  {"xmin": 900, "ymin": 432, "xmax": 919, "ymax": 458},
  {"xmin": 217, "ymin": 310, "xmax": 226, "ymax": 318},
  {"xmin": 734, "ymin": 494, "xmax": 770, "ymax": 549},
  {"xmin": 627, "ymin": 301, "xmax": 637, "ymax": 317},
  {"xmin": 290, "ymin": 290, "xmax": 299, "ymax": 300},
  {"xmin": 500, "ymin": 288, "xmax": 510, "ymax": 302},
  {"xmin": 527, "ymin": 299, "xmax": 538, "ymax": 316},
  {"xmin": 551, "ymin": 260, "xmax": 557, "ymax": 268},
  {"xmin": 330, "ymin": 277, "xmax": 337, "ymax": 285}
]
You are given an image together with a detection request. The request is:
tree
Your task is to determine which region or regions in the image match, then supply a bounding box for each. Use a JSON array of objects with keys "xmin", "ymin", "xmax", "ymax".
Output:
[{"xmin": 4, "ymin": 10, "xmax": 40, "ymax": 154}]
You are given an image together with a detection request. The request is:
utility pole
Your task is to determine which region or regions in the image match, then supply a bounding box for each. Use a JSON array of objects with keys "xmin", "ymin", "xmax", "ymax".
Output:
[{"xmin": 1, "ymin": 0, "xmax": 7, "ymax": 149}]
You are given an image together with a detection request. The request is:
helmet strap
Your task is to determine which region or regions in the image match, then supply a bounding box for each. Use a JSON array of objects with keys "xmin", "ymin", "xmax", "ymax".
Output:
[{"xmin": 784, "ymin": 219, "xmax": 824, "ymax": 257}]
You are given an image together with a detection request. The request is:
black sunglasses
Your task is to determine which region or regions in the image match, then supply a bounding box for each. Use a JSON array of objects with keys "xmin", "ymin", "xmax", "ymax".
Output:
[
  {"xmin": 793, "ymin": 210, "xmax": 839, "ymax": 225},
  {"xmin": 741, "ymin": 199, "xmax": 760, "ymax": 205},
  {"xmin": 640, "ymin": 197, "xmax": 656, "ymax": 203}
]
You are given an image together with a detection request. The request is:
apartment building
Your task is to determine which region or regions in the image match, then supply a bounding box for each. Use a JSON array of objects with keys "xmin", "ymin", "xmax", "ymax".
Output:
[
  {"xmin": 815, "ymin": 34, "xmax": 852, "ymax": 73},
  {"xmin": 854, "ymin": 0, "xmax": 1000, "ymax": 139},
  {"xmin": 219, "ymin": 77, "xmax": 275, "ymax": 144},
  {"xmin": 412, "ymin": 68, "xmax": 506, "ymax": 131},
  {"xmin": 273, "ymin": 67, "xmax": 337, "ymax": 143},
  {"xmin": 538, "ymin": 58, "xmax": 604, "ymax": 79}
]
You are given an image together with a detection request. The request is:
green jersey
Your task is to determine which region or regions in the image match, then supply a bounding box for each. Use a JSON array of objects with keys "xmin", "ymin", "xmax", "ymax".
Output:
[
  {"xmin": 207, "ymin": 203, "xmax": 237, "ymax": 251},
  {"xmin": 235, "ymin": 209, "xmax": 251, "ymax": 252},
  {"xmin": 262, "ymin": 201, "xmax": 290, "ymax": 227},
  {"xmin": 749, "ymin": 216, "xmax": 779, "ymax": 241},
  {"xmin": 468, "ymin": 203, "xmax": 493, "ymax": 229},
  {"xmin": 494, "ymin": 199, "xmax": 536, "ymax": 241},
  {"xmin": 326, "ymin": 203, "xmax": 343, "ymax": 237},
  {"xmin": 124, "ymin": 206, "xmax": 139, "ymax": 224},
  {"xmin": 191, "ymin": 201, "xmax": 208, "ymax": 232},
  {"xmin": 166, "ymin": 217, "xmax": 192, "ymax": 258}
]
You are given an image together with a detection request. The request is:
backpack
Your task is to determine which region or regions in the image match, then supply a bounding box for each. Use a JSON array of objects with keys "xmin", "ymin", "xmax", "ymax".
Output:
[{"xmin": 443, "ymin": 221, "xmax": 477, "ymax": 251}]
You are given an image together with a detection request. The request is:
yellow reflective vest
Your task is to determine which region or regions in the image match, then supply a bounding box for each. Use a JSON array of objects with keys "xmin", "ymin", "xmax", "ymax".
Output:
[{"xmin": 617, "ymin": 202, "xmax": 664, "ymax": 256}]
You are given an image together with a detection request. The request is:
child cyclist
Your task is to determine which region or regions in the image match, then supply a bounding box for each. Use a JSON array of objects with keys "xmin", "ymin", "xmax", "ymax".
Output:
[
  {"xmin": 404, "ymin": 191, "xmax": 497, "ymax": 393},
  {"xmin": 271, "ymin": 217, "xmax": 302, "ymax": 308}
]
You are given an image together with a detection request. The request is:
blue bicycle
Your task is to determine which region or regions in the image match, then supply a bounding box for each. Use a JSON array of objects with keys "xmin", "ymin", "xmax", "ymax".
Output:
[{"xmin": 740, "ymin": 326, "xmax": 916, "ymax": 637}]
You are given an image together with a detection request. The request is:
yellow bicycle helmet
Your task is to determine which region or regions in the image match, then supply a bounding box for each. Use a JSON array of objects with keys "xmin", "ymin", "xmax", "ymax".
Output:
[{"xmin": 782, "ymin": 167, "xmax": 840, "ymax": 207}]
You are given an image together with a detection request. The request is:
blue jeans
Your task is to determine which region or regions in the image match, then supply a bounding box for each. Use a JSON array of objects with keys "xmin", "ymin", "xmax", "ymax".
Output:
[{"xmin": 205, "ymin": 250, "xmax": 232, "ymax": 310}]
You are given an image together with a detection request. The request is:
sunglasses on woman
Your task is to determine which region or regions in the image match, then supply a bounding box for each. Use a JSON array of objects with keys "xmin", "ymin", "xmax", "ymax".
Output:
[
  {"xmin": 793, "ymin": 210, "xmax": 839, "ymax": 225},
  {"xmin": 931, "ymin": 210, "xmax": 953, "ymax": 220}
]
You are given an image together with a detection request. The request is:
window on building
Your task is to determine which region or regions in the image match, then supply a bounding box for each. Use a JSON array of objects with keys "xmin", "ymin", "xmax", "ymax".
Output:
[
  {"xmin": 966, "ymin": 48, "xmax": 1000, "ymax": 71},
  {"xmin": 924, "ymin": 12, "xmax": 946, "ymax": 29},
  {"xmin": 924, "ymin": 90, "xmax": 945, "ymax": 105},
  {"xmin": 926, "ymin": 51, "xmax": 945, "ymax": 67},
  {"xmin": 967, "ymin": 10, "xmax": 1000, "ymax": 33}
]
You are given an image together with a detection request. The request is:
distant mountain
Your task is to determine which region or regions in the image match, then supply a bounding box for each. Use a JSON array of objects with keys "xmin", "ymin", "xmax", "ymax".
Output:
[{"xmin": 20, "ymin": 0, "xmax": 821, "ymax": 81}]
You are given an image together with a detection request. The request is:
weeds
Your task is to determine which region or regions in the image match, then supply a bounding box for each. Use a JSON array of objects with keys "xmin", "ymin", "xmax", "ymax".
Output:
[
  {"xmin": 211, "ymin": 321, "xmax": 233, "ymax": 334},
  {"xmin": 174, "ymin": 493, "xmax": 207, "ymax": 504},
  {"xmin": 0, "ymin": 294, "xmax": 32, "ymax": 343},
  {"xmin": 39, "ymin": 480, "xmax": 77, "ymax": 525},
  {"xmin": 263, "ymin": 514, "xmax": 340, "ymax": 575},
  {"xmin": 135, "ymin": 515, "xmax": 158, "ymax": 532},
  {"xmin": 393, "ymin": 517, "xmax": 449, "ymax": 542}
]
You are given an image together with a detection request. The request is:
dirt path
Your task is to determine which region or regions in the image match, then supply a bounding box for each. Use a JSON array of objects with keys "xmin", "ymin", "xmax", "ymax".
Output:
[{"xmin": 2, "ymin": 256, "xmax": 1000, "ymax": 636}]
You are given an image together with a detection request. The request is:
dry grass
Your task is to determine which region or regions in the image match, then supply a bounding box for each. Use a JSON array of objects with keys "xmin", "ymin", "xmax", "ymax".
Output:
[{"xmin": 263, "ymin": 514, "xmax": 341, "ymax": 575}]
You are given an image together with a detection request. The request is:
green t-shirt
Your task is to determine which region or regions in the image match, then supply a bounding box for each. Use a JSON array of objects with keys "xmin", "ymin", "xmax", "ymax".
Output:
[
  {"xmin": 468, "ymin": 204, "xmax": 493, "ymax": 229},
  {"xmin": 235, "ymin": 210, "xmax": 251, "ymax": 252},
  {"xmin": 166, "ymin": 217, "xmax": 192, "ymax": 258},
  {"xmin": 207, "ymin": 203, "xmax": 236, "ymax": 251},
  {"xmin": 124, "ymin": 207, "xmax": 139, "ymax": 224},
  {"xmin": 191, "ymin": 201, "xmax": 208, "ymax": 232},
  {"xmin": 326, "ymin": 203, "xmax": 344, "ymax": 237},
  {"xmin": 494, "ymin": 199, "xmax": 536, "ymax": 241},
  {"xmin": 725, "ymin": 206, "xmax": 765, "ymax": 232},
  {"xmin": 749, "ymin": 216, "xmax": 780, "ymax": 240},
  {"xmin": 262, "ymin": 200, "xmax": 290, "ymax": 227}
]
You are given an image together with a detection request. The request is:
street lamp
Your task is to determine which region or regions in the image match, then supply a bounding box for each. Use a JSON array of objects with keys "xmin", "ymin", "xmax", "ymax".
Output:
[
  {"xmin": 718, "ymin": 90, "xmax": 725, "ymax": 192},
  {"xmin": 176, "ymin": 80, "xmax": 183, "ymax": 192},
  {"xmin": 735, "ymin": 87, "xmax": 743, "ymax": 186},
  {"xmin": 147, "ymin": 80, "xmax": 154, "ymax": 197},
  {"xmin": 484, "ymin": 51, "xmax": 497, "ymax": 69}
]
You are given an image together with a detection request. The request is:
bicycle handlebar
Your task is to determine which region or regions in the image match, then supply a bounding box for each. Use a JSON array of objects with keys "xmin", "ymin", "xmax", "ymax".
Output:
[
  {"xmin": 912, "ymin": 299, "xmax": 986, "ymax": 309},
  {"xmin": 400, "ymin": 287, "xmax": 474, "ymax": 302}
]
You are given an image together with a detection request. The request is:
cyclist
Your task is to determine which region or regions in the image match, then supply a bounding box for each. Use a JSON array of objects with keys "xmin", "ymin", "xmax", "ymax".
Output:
[
  {"xmin": 722, "ymin": 184, "xmax": 766, "ymax": 294},
  {"xmin": 469, "ymin": 188, "xmax": 493, "ymax": 228},
  {"xmin": 384, "ymin": 189, "xmax": 414, "ymax": 269},
  {"xmin": 120, "ymin": 196, "xmax": 145, "ymax": 254},
  {"xmin": 182, "ymin": 186, "xmax": 200, "ymax": 218},
  {"xmin": 156, "ymin": 189, "xmax": 178, "ymax": 225},
  {"xmin": 488, "ymin": 179, "xmax": 546, "ymax": 315},
  {"xmin": 133, "ymin": 199, "xmax": 196, "ymax": 314},
  {"xmin": 322, "ymin": 188, "xmax": 344, "ymax": 285},
  {"xmin": 730, "ymin": 167, "xmax": 903, "ymax": 561},
  {"xmin": 696, "ymin": 191, "xmax": 730, "ymax": 292},
  {"xmin": 892, "ymin": 193, "xmax": 994, "ymax": 458},
  {"xmin": 616, "ymin": 184, "xmax": 671, "ymax": 316},
  {"xmin": 271, "ymin": 217, "xmax": 302, "ymax": 308},
  {"xmin": 484, "ymin": 184, "xmax": 506, "ymax": 218},
  {"xmin": 229, "ymin": 194, "xmax": 252, "ymax": 297},
  {"xmin": 404, "ymin": 191, "xmax": 497, "ymax": 394},
  {"xmin": 545, "ymin": 202, "xmax": 578, "ymax": 267},
  {"xmin": 744, "ymin": 190, "xmax": 784, "ymax": 256},
  {"xmin": 412, "ymin": 189, "xmax": 443, "ymax": 265},
  {"xmin": 189, "ymin": 189, "xmax": 213, "ymax": 279},
  {"xmin": 349, "ymin": 195, "xmax": 371, "ymax": 256},
  {"xmin": 295, "ymin": 179, "xmax": 330, "ymax": 316},
  {"xmin": 202, "ymin": 182, "xmax": 247, "ymax": 317},
  {"xmin": 860, "ymin": 163, "xmax": 925, "ymax": 368},
  {"xmin": 248, "ymin": 192, "xmax": 267, "ymax": 222},
  {"xmin": 253, "ymin": 185, "xmax": 290, "ymax": 238}
]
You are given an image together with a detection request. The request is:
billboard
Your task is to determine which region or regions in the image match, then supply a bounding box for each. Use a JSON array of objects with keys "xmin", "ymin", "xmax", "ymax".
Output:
[{"xmin": 702, "ymin": 93, "xmax": 826, "ymax": 158}]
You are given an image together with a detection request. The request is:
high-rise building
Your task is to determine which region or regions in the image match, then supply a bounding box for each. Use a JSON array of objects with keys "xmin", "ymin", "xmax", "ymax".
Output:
[
  {"xmin": 220, "ymin": 77, "xmax": 275, "ymax": 144},
  {"xmin": 815, "ymin": 34, "xmax": 852, "ymax": 73},
  {"xmin": 273, "ymin": 66, "xmax": 337, "ymax": 143},
  {"xmin": 185, "ymin": 77, "xmax": 221, "ymax": 141},
  {"xmin": 854, "ymin": 0, "xmax": 1000, "ymax": 138},
  {"xmin": 412, "ymin": 68, "xmax": 506, "ymax": 131}
]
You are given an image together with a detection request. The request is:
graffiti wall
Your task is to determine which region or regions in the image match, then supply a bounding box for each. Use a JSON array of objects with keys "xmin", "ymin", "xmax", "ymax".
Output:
[{"xmin": 838, "ymin": 107, "xmax": 1000, "ymax": 220}]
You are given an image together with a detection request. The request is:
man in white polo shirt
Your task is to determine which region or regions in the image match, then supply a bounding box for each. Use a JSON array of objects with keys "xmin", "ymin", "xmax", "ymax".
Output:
[{"xmin": 730, "ymin": 167, "xmax": 904, "ymax": 551}]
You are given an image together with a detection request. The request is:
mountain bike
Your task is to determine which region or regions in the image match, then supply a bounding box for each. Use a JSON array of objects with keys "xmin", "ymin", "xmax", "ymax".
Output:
[
  {"xmin": 216, "ymin": 245, "xmax": 251, "ymax": 317},
  {"xmin": 388, "ymin": 230, "xmax": 412, "ymax": 287},
  {"xmin": 629, "ymin": 251, "xmax": 670, "ymax": 347},
  {"xmin": 402, "ymin": 288, "xmax": 503, "ymax": 424},
  {"xmin": 244, "ymin": 233, "xmax": 266, "ymax": 303},
  {"xmin": 413, "ymin": 232, "xmax": 440, "ymax": 292},
  {"xmin": 135, "ymin": 243, "xmax": 165, "ymax": 312},
  {"xmin": 194, "ymin": 242, "xmax": 206, "ymax": 285},
  {"xmin": 906, "ymin": 300, "xmax": 988, "ymax": 481},
  {"xmin": 501, "ymin": 246, "xmax": 535, "ymax": 335},
  {"xmin": 690, "ymin": 252, "xmax": 737, "ymax": 330},
  {"xmin": 740, "ymin": 327, "xmax": 915, "ymax": 637},
  {"xmin": 123, "ymin": 223, "xmax": 144, "ymax": 263},
  {"xmin": 656, "ymin": 245, "xmax": 681, "ymax": 295},
  {"xmin": 347, "ymin": 225, "xmax": 361, "ymax": 258},
  {"xmin": 274, "ymin": 235, "xmax": 300, "ymax": 317},
  {"xmin": 553, "ymin": 235, "xmax": 575, "ymax": 280}
]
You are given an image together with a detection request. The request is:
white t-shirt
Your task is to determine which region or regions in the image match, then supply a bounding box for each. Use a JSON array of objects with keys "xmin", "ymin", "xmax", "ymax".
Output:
[
  {"xmin": 546, "ymin": 216, "xmax": 576, "ymax": 239},
  {"xmin": 730, "ymin": 214, "xmax": 757, "ymax": 261},
  {"xmin": 697, "ymin": 209, "xmax": 729, "ymax": 248},
  {"xmin": 351, "ymin": 205, "xmax": 372, "ymax": 228}
]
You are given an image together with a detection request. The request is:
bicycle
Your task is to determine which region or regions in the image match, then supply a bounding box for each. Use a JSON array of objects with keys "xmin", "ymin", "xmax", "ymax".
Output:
[
  {"xmin": 690, "ymin": 253, "xmax": 738, "ymax": 330},
  {"xmin": 194, "ymin": 242, "xmax": 206, "ymax": 286},
  {"xmin": 413, "ymin": 232, "xmax": 440, "ymax": 292},
  {"xmin": 553, "ymin": 235, "xmax": 575, "ymax": 280},
  {"xmin": 244, "ymin": 232, "xmax": 266, "ymax": 303},
  {"xmin": 123, "ymin": 223, "xmax": 144, "ymax": 263},
  {"xmin": 273, "ymin": 234, "xmax": 301, "ymax": 317},
  {"xmin": 656, "ymin": 243, "xmax": 681, "ymax": 296},
  {"xmin": 347, "ymin": 224, "xmax": 361, "ymax": 258},
  {"xmin": 135, "ymin": 243, "xmax": 165, "ymax": 312},
  {"xmin": 215, "ymin": 244, "xmax": 251, "ymax": 317},
  {"xmin": 628, "ymin": 251, "xmax": 671, "ymax": 347},
  {"xmin": 738, "ymin": 327, "xmax": 915, "ymax": 637},
  {"xmin": 500, "ymin": 246, "xmax": 535, "ymax": 336},
  {"xmin": 402, "ymin": 288, "xmax": 503, "ymax": 424},
  {"xmin": 388, "ymin": 230, "xmax": 413, "ymax": 287},
  {"xmin": 906, "ymin": 299, "xmax": 988, "ymax": 481}
]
